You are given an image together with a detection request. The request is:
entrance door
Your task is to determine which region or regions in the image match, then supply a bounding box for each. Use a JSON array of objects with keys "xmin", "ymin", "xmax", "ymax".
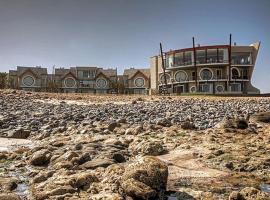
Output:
[{"xmin": 175, "ymin": 85, "xmax": 184, "ymax": 94}]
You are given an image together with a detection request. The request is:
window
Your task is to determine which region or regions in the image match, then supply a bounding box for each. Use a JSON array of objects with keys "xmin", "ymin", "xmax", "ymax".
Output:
[
  {"xmin": 22, "ymin": 76, "xmax": 35, "ymax": 86},
  {"xmin": 184, "ymin": 51, "xmax": 192, "ymax": 65},
  {"xmin": 83, "ymin": 71, "xmax": 89, "ymax": 78},
  {"xmin": 231, "ymin": 68, "xmax": 240, "ymax": 79},
  {"xmin": 64, "ymin": 77, "xmax": 76, "ymax": 88},
  {"xmin": 231, "ymin": 83, "xmax": 241, "ymax": 92},
  {"xmin": 191, "ymin": 71, "xmax": 196, "ymax": 80},
  {"xmin": 79, "ymin": 80, "xmax": 94, "ymax": 87},
  {"xmin": 218, "ymin": 49, "xmax": 225, "ymax": 62},
  {"xmin": 207, "ymin": 49, "xmax": 218, "ymax": 63},
  {"xmin": 160, "ymin": 73, "xmax": 170, "ymax": 84},
  {"xmin": 190, "ymin": 86, "xmax": 196, "ymax": 93},
  {"xmin": 200, "ymin": 68, "xmax": 213, "ymax": 80},
  {"xmin": 134, "ymin": 77, "xmax": 145, "ymax": 87},
  {"xmin": 231, "ymin": 53, "xmax": 252, "ymax": 65},
  {"xmin": 174, "ymin": 53, "xmax": 184, "ymax": 66},
  {"xmin": 216, "ymin": 85, "xmax": 224, "ymax": 93},
  {"xmin": 196, "ymin": 50, "xmax": 206, "ymax": 64},
  {"xmin": 216, "ymin": 69, "xmax": 222, "ymax": 79},
  {"xmin": 175, "ymin": 71, "xmax": 187, "ymax": 82},
  {"xmin": 242, "ymin": 69, "xmax": 248, "ymax": 79},
  {"xmin": 96, "ymin": 78, "xmax": 107, "ymax": 88},
  {"xmin": 200, "ymin": 84, "xmax": 211, "ymax": 92}
]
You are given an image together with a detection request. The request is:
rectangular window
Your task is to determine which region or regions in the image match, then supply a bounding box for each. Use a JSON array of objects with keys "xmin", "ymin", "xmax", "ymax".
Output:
[
  {"xmin": 231, "ymin": 53, "xmax": 252, "ymax": 65},
  {"xmin": 218, "ymin": 49, "xmax": 225, "ymax": 63},
  {"xmin": 83, "ymin": 71, "xmax": 89, "ymax": 78},
  {"xmin": 196, "ymin": 50, "xmax": 206, "ymax": 64},
  {"xmin": 242, "ymin": 69, "xmax": 248, "ymax": 79},
  {"xmin": 207, "ymin": 49, "xmax": 218, "ymax": 63},
  {"xmin": 191, "ymin": 71, "xmax": 196, "ymax": 80},
  {"xmin": 184, "ymin": 51, "xmax": 192, "ymax": 65},
  {"xmin": 216, "ymin": 69, "xmax": 222, "ymax": 79},
  {"xmin": 231, "ymin": 83, "xmax": 241, "ymax": 92},
  {"xmin": 174, "ymin": 52, "xmax": 184, "ymax": 66}
]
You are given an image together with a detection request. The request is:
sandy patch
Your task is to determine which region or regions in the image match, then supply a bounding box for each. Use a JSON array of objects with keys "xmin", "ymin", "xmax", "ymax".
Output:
[{"xmin": 0, "ymin": 137, "xmax": 32, "ymax": 152}]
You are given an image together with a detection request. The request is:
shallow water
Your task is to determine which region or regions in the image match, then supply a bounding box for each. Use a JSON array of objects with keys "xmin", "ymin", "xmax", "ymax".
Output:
[{"xmin": 260, "ymin": 183, "xmax": 270, "ymax": 194}]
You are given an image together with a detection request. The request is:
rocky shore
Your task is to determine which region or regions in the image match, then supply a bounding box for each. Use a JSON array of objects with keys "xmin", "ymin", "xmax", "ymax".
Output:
[{"xmin": 0, "ymin": 90, "xmax": 270, "ymax": 200}]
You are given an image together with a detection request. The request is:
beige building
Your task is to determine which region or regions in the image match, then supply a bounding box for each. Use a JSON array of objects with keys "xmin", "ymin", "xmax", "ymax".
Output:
[
  {"xmin": 8, "ymin": 66, "xmax": 48, "ymax": 91},
  {"xmin": 150, "ymin": 42, "xmax": 260, "ymax": 94},
  {"xmin": 8, "ymin": 66, "xmax": 118, "ymax": 93},
  {"xmin": 121, "ymin": 68, "xmax": 150, "ymax": 94}
]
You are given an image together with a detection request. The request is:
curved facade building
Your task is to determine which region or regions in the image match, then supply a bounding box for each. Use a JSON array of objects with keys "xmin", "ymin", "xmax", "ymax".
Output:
[{"xmin": 150, "ymin": 42, "xmax": 260, "ymax": 94}]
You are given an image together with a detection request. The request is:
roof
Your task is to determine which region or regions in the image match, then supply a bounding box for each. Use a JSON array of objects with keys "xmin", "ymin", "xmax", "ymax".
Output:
[
  {"xmin": 123, "ymin": 68, "xmax": 150, "ymax": 79},
  {"xmin": 17, "ymin": 66, "xmax": 47, "ymax": 77},
  {"xmin": 99, "ymin": 68, "xmax": 117, "ymax": 77}
]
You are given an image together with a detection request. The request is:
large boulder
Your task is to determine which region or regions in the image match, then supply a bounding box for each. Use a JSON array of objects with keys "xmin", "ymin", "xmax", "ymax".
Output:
[
  {"xmin": 121, "ymin": 156, "xmax": 168, "ymax": 199},
  {"xmin": 138, "ymin": 141, "xmax": 165, "ymax": 156},
  {"xmin": 156, "ymin": 118, "xmax": 172, "ymax": 127},
  {"xmin": 217, "ymin": 117, "xmax": 248, "ymax": 129},
  {"xmin": 74, "ymin": 172, "xmax": 98, "ymax": 190},
  {"xmin": 30, "ymin": 149, "xmax": 51, "ymax": 166},
  {"xmin": 229, "ymin": 187, "xmax": 269, "ymax": 200}
]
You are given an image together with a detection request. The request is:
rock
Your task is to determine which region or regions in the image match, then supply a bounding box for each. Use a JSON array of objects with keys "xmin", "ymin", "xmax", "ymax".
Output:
[
  {"xmin": 112, "ymin": 153, "xmax": 126, "ymax": 163},
  {"xmin": 30, "ymin": 149, "xmax": 51, "ymax": 166},
  {"xmin": 156, "ymin": 118, "xmax": 172, "ymax": 127},
  {"xmin": 250, "ymin": 112, "xmax": 270, "ymax": 123},
  {"xmin": 123, "ymin": 156, "xmax": 168, "ymax": 191},
  {"xmin": 217, "ymin": 117, "xmax": 248, "ymax": 129},
  {"xmin": 32, "ymin": 171, "xmax": 55, "ymax": 184},
  {"xmin": 74, "ymin": 172, "xmax": 98, "ymax": 190},
  {"xmin": 7, "ymin": 128, "xmax": 30, "ymax": 139},
  {"xmin": 121, "ymin": 178, "xmax": 156, "ymax": 199},
  {"xmin": 0, "ymin": 152, "xmax": 8, "ymax": 160},
  {"xmin": 0, "ymin": 193, "xmax": 21, "ymax": 200},
  {"xmin": 49, "ymin": 185, "xmax": 76, "ymax": 196},
  {"xmin": 229, "ymin": 187, "xmax": 269, "ymax": 200},
  {"xmin": 139, "ymin": 141, "xmax": 165, "ymax": 156},
  {"xmin": 181, "ymin": 120, "xmax": 196, "ymax": 130},
  {"xmin": 108, "ymin": 122, "xmax": 118, "ymax": 131},
  {"xmin": 80, "ymin": 158, "xmax": 115, "ymax": 169}
]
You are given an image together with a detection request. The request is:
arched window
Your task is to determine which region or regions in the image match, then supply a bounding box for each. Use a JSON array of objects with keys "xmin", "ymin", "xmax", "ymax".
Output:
[
  {"xmin": 232, "ymin": 68, "xmax": 240, "ymax": 79},
  {"xmin": 134, "ymin": 77, "xmax": 145, "ymax": 87},
  {"xmin": 96, "ymin": 78, "xmax": 107, "ymax": 88},
  {"xmin": 160, "ymin": 73, "xmax": 170, "ymax": 84},
  {"xmin": 200, "ymin": 68, "xmax": 213, "ymax": 80},
  {"xmin": 64, "ymin": 77, "xmax": 76, "ymax": 88},
  {"xmin": 22, "ymin": 76, "xmax": 35, "ymax": 86},
  {"xmin": 175, "ymin": 71, "xmax": 187, "ymax": 82}
]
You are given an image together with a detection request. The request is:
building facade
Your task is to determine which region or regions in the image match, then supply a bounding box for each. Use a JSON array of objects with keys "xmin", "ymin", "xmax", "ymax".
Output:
[
  {"xmin": 150, "ymin": 42, "xmax": 260, "ymax": 95},
  {"xmin": 121, "ymin": 68, "xmax": 150, "ymax": 94},
  {"xmin": 8, "ymin": 66, "xmax": 48, "ymax": 91}
]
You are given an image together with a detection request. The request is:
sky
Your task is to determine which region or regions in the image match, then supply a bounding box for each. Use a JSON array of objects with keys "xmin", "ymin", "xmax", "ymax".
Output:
[{"xmin": 0, "ymin": 0, "xmax": 269, "ymax": 92}]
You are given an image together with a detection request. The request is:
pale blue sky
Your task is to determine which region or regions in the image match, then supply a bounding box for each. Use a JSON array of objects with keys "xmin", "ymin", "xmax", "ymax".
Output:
[{"xmin": 0, "ymin": 0, "xmax": 269, "ymax": 92}]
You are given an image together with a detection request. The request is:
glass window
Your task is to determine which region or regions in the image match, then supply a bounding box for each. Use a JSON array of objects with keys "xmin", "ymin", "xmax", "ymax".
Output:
[
  {"xmin": 231, "ymin": 68, "xmax": 240, "ymax": 79},
  {"xmin": 64, "ymin": 78, "xmax": 76, "ymax": 87},
  {"xmin": 216, "ymin": 69, "xmax": 222, "ymax": 79},
  {"xmin": 200, "ymin": 69, "xmax": 213, "ymax": 80},
  {"xmin": 196, "ymin": 50, "xmax": 206, "ymax": 64},
  {"xmin": 175, "ymin": 71, "xmax": 187, "ymax": 82},
  {"xmin": 218, "ymin": 49, "xmax": 224, "ymax": 62},
  {"xmin": 231, "ymin": 53, "xmax": 252, "ymax": 65},
  {"xmin": 160, "ymin": 73, "xmax": 170, "ymax": 84},
  {"xmin": 135, "ymin": 77, "xmax": 145, "ymax": 87},
  {"xmin": 191, "ymin": 71, "xmax": 196, "ymax": 80},
  {"xmin": 83, "ymin": 71, "xmax": 89, "ymax": 78},
  {"xmin": 184, "ymin": 51, "xmax": 192, "ymax": 65},
  {"xmin": 231, "ymin": 83, "xmax": 241, "ymax": 92},
  {"xmin": 207, "ymin": 49, "xmax": 218, "ymax": 63},
  {"xmin": 23, "ymin": 76, "xmax": 35, "ymax": 86},
  {"xmin": 174, "ymin": 53, "xmax": 184, "ymax": 66},
  {"xmin": 96, "ymin": 78, "xmax": 107, "ymax": 88},
  {"xmin": 216, "ymin": 85, "xmax": 224, "ymax": 92}
]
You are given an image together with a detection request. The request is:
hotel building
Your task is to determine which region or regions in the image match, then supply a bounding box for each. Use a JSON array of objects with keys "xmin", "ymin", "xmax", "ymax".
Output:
[{"xmin": 150, "ymin": 42, "xmax": 260, "ymax": 94}]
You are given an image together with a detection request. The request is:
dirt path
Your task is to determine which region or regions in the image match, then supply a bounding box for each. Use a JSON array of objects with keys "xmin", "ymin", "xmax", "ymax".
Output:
[{"xmin": 158, "ymin": 149, "xmax": 228, "ymax": 191}]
